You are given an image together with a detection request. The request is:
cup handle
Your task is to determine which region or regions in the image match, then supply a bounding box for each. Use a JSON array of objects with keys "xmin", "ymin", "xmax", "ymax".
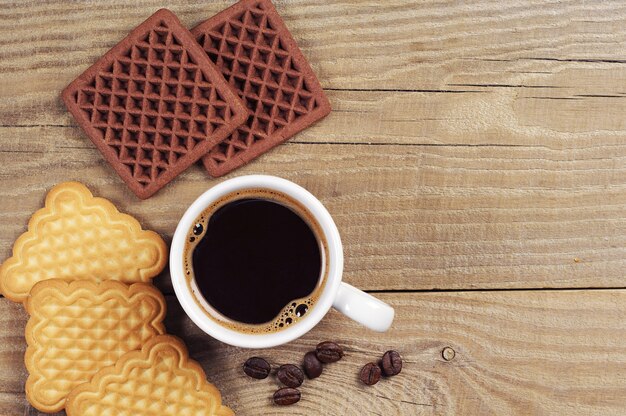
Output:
[{"xmin": 332, "ymin": 283, "xmax": 394, "ymax": 332}]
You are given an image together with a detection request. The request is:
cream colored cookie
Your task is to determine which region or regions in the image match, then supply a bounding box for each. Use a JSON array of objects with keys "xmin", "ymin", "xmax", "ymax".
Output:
[
  {"xmin": 66, "ymin": 335, "xmax": 234, "ymax": 416},
  {"xmin": 0, "ymin": 181, "xmax": 167, "ymax": 302},
  {"xmin": 24, "ymin": 279, "xmax": 166, "ymax": 413}
]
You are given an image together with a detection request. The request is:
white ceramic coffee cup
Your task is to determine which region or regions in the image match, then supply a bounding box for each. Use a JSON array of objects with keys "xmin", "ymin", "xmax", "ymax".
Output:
[{"xmin": 170, "ymin": 175, "xmax": 394, "ymax": 348}]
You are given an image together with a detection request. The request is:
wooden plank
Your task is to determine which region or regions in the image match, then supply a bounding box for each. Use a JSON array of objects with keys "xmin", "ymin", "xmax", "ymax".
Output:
[
  {"xmin": 4, "ymin": 0, "xmax": 626, "ymax": 92},
  {"xmin": 0, "ymin": 299, "xmax": 29, "ymax": 416},
  {"xmin": 3, "ymin": 1, "xmax": 626, "ymax": 150},
  {"xmin": 9, "ymin": 87, "xmax": 626, "ymax": 148},
  {"xmin": 9, "ymin": 82, "xmax": 626, "ymax": 148},
  {"xmin": 1, "ymin": 126, "xmax": 626, "ymax": 291},
  {"xmin": 3, "ymin": 290, "xmax": 626, "ymax": 415}
]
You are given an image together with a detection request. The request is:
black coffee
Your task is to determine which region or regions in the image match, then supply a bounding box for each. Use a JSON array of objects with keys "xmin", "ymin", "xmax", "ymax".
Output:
[{"xmin": 190, "ymin": 197, "xmax": 322, "ymax": 327}]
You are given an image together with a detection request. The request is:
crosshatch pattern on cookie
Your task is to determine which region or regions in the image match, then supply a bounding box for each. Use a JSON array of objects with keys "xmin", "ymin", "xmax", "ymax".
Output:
[
  {"xmin": 63, "ymin": 9, "xmax": 247, "ymax": 198},
  {"xmin": 25, "ymin": 280, "xmax": 166, "ymax": 413},
  {"xmin": 193, "ymin": 0, "xmax": 331, "ymax": 176}
]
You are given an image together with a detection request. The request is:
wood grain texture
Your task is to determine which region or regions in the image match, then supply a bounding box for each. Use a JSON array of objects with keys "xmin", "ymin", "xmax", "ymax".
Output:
[
  {"xmin": 2, "ymin": 0, "xmax": 626, "ymax": 414},
  {"xmin": 3, "ymin": 291, "xmax": 626, "ymax": 415},
  {"xmin": 1, "ymin": 126, "xmax": 625, "ymax": 291},
  {"xmin": 3, "ymin": 0, "xmax": 626, "ymax": 91},
  {"xmin": 3, "ymin": 0, "xmax": 626, "ymax": 151}
]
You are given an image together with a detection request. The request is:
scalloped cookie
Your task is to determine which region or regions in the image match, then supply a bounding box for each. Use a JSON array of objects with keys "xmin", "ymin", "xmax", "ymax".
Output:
[
  {"xmin": 66, "ymin": 335, "xmax": 234, "ymax": 416},
  {"xmin": 0, "ymin": 182, "xmax": 167, "ymax": 302},
  {"xmin": 25, "ymin": 280, "xmax": 166, "ymax": 413}
]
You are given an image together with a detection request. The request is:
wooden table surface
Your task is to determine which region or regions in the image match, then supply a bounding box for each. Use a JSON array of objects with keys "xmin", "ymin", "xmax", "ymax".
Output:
[{"xmin": 2, "ymin": 0, "xmax": 626, "ymax": 414}]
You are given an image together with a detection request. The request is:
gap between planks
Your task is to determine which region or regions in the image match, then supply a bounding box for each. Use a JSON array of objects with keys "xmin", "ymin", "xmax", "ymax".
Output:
[
  {"xmin": 0, "ymin": 124, "xmax": 529, "ymax": 149},
  {"xmin": 5, "ymin": 286, "xmax": 626, "ymax": 302}
]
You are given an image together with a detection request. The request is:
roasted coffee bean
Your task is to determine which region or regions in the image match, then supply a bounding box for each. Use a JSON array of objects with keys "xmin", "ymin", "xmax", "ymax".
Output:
[
  {"xmin": 243, "ymin": 357, "xmax": 271, "ymax": 379},
  {"xmin": 303, "ymin": 351, "xmax": 323, "ymax": 379},
  {"xmin": 273, "ymin": 387, "xmax": 301, "ymax": 405},
  {"xmin": 277, "ymin": 364, "xmax": 304, "ymax": 388},
  {"xmin": 380, "ymin": 350, "xmax": 402, "ymax": 376},
  {"xmin": 315, "ymin": 341, "xmax": 343, "ymax": 363},
  {"xmin": 359, "ymin": 362, "xmax": 381, "ymax": 386}
]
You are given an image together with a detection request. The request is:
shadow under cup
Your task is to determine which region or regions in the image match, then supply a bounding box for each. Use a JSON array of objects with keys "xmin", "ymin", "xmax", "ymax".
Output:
[{"xmin": 181, "ymin": 188, "xmax": 330, "ymax": 335}]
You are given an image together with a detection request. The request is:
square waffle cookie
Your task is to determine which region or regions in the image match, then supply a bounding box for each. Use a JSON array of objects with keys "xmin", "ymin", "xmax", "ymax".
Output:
[
  {"xmin": 0, "ymin": 182, "xmax": 167, "ymax": 303},
  {"xmin": 62, "ymin": 9, "xmax": 247, "ymax": 198},
  {"xmin": 66, "ymin": 335, "xmax": 234, "ymax": 416},
  {"xmin": 192, "ymin": 0, "xmax": 331, "ymax": 176},
  {"xmin": 25, "ymin": 280, "xmax": 166, "ymax": 413}
]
